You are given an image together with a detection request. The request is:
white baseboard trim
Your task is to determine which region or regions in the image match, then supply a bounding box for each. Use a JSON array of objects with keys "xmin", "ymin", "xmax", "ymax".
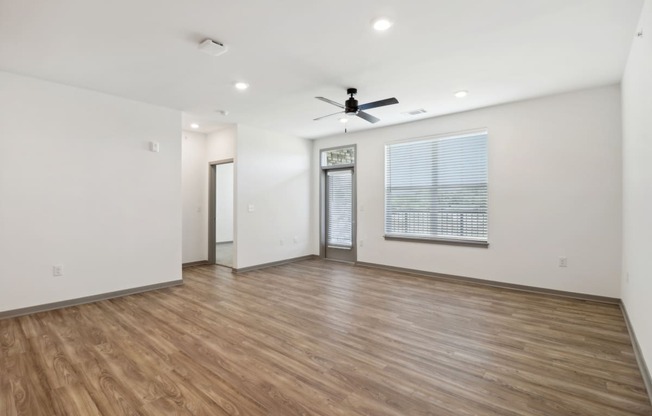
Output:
[
  {"xmin": 0, "ymin": 279, "xmax": 183, "ymax": 320},
  {"xmin": 182, "ymin": 260, "xmax": 211, "ymax": 268},
  {"xmin": 355, "ymin": 261, "xmax": 619, "ymax": 304},
  {"xmin": 621, "ymin": 302, "xmax": 652, "ymax": 406},
  {"xmin": 234, "ymin": 255, "xmax": 318, "ymax": 273}
]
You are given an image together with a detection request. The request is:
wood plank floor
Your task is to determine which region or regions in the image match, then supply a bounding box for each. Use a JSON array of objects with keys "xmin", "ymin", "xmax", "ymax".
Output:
[{"xmin": 1, "ymin": 259, "xmax": 651, "ymax": 415}]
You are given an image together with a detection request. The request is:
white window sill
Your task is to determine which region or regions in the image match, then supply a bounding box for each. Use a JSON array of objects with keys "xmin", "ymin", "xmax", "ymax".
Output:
[{"xmin": 384, "ymin": 235, "xmax": 489, "ymax": 247}]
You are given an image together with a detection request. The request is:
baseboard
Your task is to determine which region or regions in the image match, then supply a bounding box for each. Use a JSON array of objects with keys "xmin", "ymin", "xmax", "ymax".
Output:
[
  {"xmin": 355, "ymin": 261, "xmax": 619, "ymax": 304},
  {"xmin": 182, "ymin": 260, "xmax": 211, "ymax": 268},
  {"xmin": 0, "ymin": 279, "xmax": 184, "ymax": 320},
  {"xmin": 620, "ymin": 302, "xmax": 652, "ymax": 405},
  {"xmin": 234, "ymin": 255, "xmax": 319, "ymax": 273}
]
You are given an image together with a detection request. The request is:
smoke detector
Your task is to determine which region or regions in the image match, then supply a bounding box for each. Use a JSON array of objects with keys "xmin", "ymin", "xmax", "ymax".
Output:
[{"xmin": 198, "ymin": 39, "xmax": 228, "ymax": 57}]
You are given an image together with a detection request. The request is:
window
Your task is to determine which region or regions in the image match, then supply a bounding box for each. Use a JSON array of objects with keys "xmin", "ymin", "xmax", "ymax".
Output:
[
  {"xmin": 384, "ymin": 131, "xmax": 488, "ymax": 245},
  {"xmin": 321, "ymin": 146, "xmax": 355, "ymax": 167}
]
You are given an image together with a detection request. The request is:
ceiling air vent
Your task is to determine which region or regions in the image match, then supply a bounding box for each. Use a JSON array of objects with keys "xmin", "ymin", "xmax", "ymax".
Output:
[
  {"xmin": 402, "ymin": 109, "xmax": 427, "ymax": 116},
  {"xmin": 198, "ymin": 39, "xmax": 228, "ymax": 57}
]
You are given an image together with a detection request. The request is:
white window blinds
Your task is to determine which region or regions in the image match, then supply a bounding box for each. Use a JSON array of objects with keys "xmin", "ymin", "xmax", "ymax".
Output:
[
  {"xmin": 327, "ymin": 170, "xmax": 353, "ymax": 247},
  {"xmin": 385, "ymin": 131, "xmax": 488, "ymax": 243}
]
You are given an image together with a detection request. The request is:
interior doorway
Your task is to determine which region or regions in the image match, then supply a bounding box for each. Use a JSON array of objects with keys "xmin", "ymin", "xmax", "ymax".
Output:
[{"xmin": 208, "ymin": 160, "xmax": 234, "ymax": 267}]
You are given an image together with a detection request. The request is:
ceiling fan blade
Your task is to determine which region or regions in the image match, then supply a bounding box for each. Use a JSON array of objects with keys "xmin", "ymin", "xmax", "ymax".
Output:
[
  {"xmin": 313, "ymin": 111, "xmax": 344, "ymax": 121},
  {"xmin": 315, "ymin": 96, "xmax": 345, "ymax": 109},
  {"xmin": 358, "ymin": 97, "xmax": 399, "ymax": 111},
  {"xmin": 356, "ymin": 111, "xmax": 380, "ymax": 124}
]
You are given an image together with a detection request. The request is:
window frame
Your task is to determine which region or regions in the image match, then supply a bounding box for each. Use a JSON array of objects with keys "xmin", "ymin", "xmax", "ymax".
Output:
[{"xmin": 383, "ymin": 129, "xmax": 489, "ymax": 247}]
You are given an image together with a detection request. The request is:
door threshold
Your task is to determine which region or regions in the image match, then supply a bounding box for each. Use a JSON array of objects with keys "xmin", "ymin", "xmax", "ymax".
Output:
[{"xmin": 323, "ymin": 258, "xmax": 355, "ymax": 265}]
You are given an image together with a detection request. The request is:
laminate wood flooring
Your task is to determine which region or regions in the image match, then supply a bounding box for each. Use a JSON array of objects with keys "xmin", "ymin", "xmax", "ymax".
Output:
[{"xmin": 1, "ymin": 259, "xmax": 651, "ymax": 415}]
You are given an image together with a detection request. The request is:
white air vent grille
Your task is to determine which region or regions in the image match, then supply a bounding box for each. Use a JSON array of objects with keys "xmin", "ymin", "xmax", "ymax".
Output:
[
  {"xmin": 403, "ymin": 109, "xmax": 427, "ymax": 116},
  {"xmin": 199, "ymin": 39, "xmax": 228, "ymax": 56}
]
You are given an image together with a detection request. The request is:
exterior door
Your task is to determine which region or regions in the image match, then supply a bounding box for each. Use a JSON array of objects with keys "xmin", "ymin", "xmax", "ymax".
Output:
[{"xmin": 325, "ymin": 168, "xmax": 355, "ymax": 262}]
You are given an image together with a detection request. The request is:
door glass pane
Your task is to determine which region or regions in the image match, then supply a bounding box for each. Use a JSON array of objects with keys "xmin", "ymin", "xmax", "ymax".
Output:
[{"xmin": 327, "ymin": 170, "xmax": 353, "ymax": 247}]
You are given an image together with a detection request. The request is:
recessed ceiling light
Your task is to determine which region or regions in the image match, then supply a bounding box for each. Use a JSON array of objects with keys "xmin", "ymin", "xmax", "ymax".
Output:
[
  {"xmin": 339, "ymin": 118, "xmax": 348, "ymax": 123},
  {"xmin": 190, "ymin": 123, "xmax": 199, "ymax": 129},
  {"xmin": 454, "ymin": 90, "xmax": 468, "ymax": 98},
  {"xmin": 372, "ymin": 18, "xmax": 393, "ymax": 31},
  {"xmin": 234, "ymin": 82, "xmax": 249, "ymax": 90}
]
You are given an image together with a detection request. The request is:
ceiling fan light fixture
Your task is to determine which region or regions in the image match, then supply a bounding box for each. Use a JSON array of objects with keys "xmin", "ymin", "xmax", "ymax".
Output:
[
  {"xmin": 372, "ymin": 18, "xmax": 393, "ymax": 31},
  {"xmin": 339, "ymin": 117, "xmax": 349, "ymax": 123},
  {"xmin": 315, "ymin": 88, "xmax": 398, "ymax": 125}
]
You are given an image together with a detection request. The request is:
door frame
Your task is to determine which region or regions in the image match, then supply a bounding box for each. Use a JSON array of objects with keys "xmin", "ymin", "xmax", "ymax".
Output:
[
  {"xmin": 208, "ymin": 158, "xmax": 234, "ymax": 265},
  {"xmin": 319, "ymin": 145, "xmax": 357, "ymax": 262}
]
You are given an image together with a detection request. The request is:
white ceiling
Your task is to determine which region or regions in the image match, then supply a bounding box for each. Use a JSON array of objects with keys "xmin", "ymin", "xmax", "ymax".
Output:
[{"xmin": 0, "ymin": 0, "xmax": 643, "ymax": 138}]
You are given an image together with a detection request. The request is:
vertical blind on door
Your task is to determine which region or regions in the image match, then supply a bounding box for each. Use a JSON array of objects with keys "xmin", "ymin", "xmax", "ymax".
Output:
[
  {"xmin": 385, "ymin": 131, "xmax": 488, "ymax": 242},
  {"xmin": 327, "ymin": 170, "xmax": 353, "ymax": 247}
]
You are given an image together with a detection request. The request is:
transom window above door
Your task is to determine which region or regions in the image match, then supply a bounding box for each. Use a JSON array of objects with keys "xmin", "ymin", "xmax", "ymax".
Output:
[{"xmin": 321, "ymin": 146, "xmax": 355, "ymax": 167}]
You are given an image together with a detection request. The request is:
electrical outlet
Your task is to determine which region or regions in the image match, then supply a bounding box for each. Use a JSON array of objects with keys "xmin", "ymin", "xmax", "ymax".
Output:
[
  {"xmin": 559, "ymin": 257, "xmax": 568, "ymax": 268},
  {"xmin": 293, "ymin": 236, "xmax": 298, "ymax": 244},
  {"xmin": 53, "ymin": 265, "xmax": 64, "ymax": 277},
  {"xmin": 359, "ymin": 239, "xmax": 364, "ymax": 247},
  {"xmin": 280, "ymin": 239, "xmax": 284, "ymax": 246}
]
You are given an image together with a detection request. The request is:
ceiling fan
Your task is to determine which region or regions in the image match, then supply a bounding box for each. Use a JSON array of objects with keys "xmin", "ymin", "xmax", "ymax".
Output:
[{"xmin": 314, "ymin": 88, "xmax": 398, "ymax": 124}]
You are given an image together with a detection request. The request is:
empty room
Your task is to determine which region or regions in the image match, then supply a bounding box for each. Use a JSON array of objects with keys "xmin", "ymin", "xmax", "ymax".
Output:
[{"xmin": 1, "ymin": 0, "xmax": 651, "ymax": 415}]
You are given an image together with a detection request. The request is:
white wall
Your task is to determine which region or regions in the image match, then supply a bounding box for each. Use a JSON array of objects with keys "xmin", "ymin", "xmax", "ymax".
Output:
[
  {"xmin": 313, "ymin": 85, "xmax": 622, "ymax": 297},
  {"xmin": 0, "ymin": 71, "xmax": 182, "ymax": 312},
  {"xmin": 236, "ymin": 124, "xmax": 313, "ymax": 269},
  {"xmin": 216, "ymin": 163, "xmax": 234, "ymax": 242},
  {"xmin": 207, "ymin": 126, "xmax": 236, "ymax": 163},
  {"xmin": 182, "ymin": 130, "xmax": 208, "ymax": 263},
  {"xmin": 622, "ymin": 0, "xmax": 652, "ymax": 380}
]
